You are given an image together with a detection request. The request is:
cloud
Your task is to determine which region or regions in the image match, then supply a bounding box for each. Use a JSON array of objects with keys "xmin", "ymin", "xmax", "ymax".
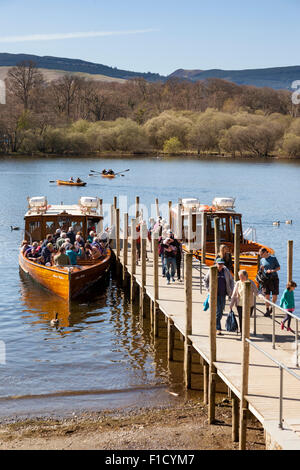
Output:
[{"xmin": 0, "ymin": 29, "xmax": 157, "ymax": 43}]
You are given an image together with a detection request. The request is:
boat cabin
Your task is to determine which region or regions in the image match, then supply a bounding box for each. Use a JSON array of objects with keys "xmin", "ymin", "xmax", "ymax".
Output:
[
  {"xmin": 24, "ymin": 196, "xmax": 103, "ymax": 243},
  {"xmin": 170, "ymin": 197, "xmax": 243, "ymax": 245}
]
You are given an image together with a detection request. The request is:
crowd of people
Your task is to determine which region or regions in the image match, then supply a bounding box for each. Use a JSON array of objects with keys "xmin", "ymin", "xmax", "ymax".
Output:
[
  {"xmin": 21, "ymin": 227, "xmax": 109, "ymax": 267},
  {"xmin": 204, "ymin": 246, "xmax": 297, "ymax": 336}
]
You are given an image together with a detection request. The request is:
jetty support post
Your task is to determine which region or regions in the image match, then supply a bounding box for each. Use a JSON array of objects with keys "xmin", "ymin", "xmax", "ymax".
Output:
[
  {"xmin": 123, "ymin": 213, "xmax": 129, "ymax": 286},
  {"xmin": 232, "ymin": 393, "xmax": 239, "ymax": 442},
  {"xmin": 201, "ymin": 212, "xmax": 207, "ymax": 266},
  {"xmin": 136, "ymin": 196, "xmax": 140, "ymax": 220},
  {"xmin": 287, "ymin": 240, "xmax": 293, "ymax": 283},
  {"xmin": 239, "ymin": 280, "xmax": 251, "ymax": 450},
  {"xmin": 184, "ymin": 250, "xmax": 193, "ymax": 389},
  {"xmin": 214, "ymin": 217, "xmax": 220, "ymax": 258},
  {"xmin": 234, "ymin": 223, "xmax": 241, "ymax": 282},
  {"xmin": 155, "ymin": 198, "xmax": 160, "ymax": 219},
  {"xmin": 168, "ymin": 200, "xmax": 172, "ymax": 228},
  {"xmin": 115, "ymin": 208, "xmax": 121, "ymax": 279},
  {"xmin": 152, "ymin": 231, "xmax": 159, "ymax": 337},
  {"xmin": 208, "ymin": 265, "xmax": 218, "ymax": 424},
  {"xmin": 167, "ymin": 317, "xmax": 175, "ymax": 361},
  {"xmin": 99, "ymin": 198, "xmax": 103, "ymax": 233},
  {"xmin": 140, "ymin": 221, "xmax": 147, "ymax": 321},
  {"xmin": 130, "ymin": 218, "xmax": 137, "ymax": 303}
]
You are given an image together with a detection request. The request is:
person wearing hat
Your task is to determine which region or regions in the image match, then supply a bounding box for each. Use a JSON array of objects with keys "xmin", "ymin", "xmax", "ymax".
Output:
[{"xmin": 204, "ymin": 258, "xmax": 234, "ymax": 335}]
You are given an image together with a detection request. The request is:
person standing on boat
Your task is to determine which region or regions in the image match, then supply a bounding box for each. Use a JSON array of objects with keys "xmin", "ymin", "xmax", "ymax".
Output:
[
  {"xmin": 204, "ymin": 258, "xmax": 234, "ymax": 335},
  {"xmin": 67, "ymin": 226, "xmax": 76, "ymax": 244},
  {"xmin": 258, "ymin": 248, "xmax": 280, "ymax": 317}
]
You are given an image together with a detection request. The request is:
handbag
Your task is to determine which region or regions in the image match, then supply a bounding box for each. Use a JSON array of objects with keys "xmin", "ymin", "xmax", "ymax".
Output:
[
  {"xmin": 226, "ymin": 310, "xmax": 238, "ymax": 333},
  {"xmin": 203, "ymin": 294, "xmax": 209, "ymax": 311},
  {"xmin": 255, "ymin": 270, "xmax": 270, "ymax": 285}
]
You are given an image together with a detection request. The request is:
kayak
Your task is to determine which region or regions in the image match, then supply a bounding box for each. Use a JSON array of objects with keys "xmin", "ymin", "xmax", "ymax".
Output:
[{"xmin": 56, "ymin": 180, "xmax": 86, "ymax": 186}]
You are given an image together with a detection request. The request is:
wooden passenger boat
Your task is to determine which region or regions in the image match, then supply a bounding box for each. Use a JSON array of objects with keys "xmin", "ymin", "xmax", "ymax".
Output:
[
  {"xmin": 19, "ymin": 196, "xmax": 111, "ymax": 301},
  {"xmin": 56, "ymin": 180, "xmax": 87, "ymax": 186},
  {"xmin": 170, "ymin": 197, "xmax": 274, "ymax": 282}
]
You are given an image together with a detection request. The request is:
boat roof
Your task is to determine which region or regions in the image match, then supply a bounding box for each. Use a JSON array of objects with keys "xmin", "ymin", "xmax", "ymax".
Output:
[{"xmin": 25, "ymin": 204, "xmax": 102, "ymax": 218}]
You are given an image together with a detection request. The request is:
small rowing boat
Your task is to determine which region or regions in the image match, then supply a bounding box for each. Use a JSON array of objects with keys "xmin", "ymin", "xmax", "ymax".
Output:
[
  {"xmin": 101, "ymin": 174, "xmax": 115, "ymax": 179},
  {"xmin": 56, "ymin": 180, "xmax": 86, "ymax": 186},
  {"xmin": 19, "ymin": 196, "xmax": 111, "ymax": 301}
]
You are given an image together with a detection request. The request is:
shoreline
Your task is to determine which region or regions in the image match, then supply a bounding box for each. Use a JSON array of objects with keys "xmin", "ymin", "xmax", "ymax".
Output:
[
  {"xmin": 0, "ymin": 151, "xmax": 299, "ymax": 161},
  {"xmin": 0, "ymin": 400, "xmax": 265, "ymax": 450}
]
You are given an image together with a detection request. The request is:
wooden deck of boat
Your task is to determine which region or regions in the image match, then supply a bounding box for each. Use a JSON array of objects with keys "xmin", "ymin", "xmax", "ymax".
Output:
[{"xmin": 118, "ymin": 248, "xmax": 300, "ymax": 449}]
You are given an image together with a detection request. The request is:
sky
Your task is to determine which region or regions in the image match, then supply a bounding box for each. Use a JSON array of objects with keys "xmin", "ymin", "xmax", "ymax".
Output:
[{"xmin": 0, "ymin": 0, "xmax": 299, "ymax": 76}]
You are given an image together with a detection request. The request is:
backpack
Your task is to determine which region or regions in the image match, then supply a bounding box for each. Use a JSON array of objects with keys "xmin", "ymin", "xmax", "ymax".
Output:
[{"xmin": 226, "ymin": 310, "xmax": 238, "ymax": 333}]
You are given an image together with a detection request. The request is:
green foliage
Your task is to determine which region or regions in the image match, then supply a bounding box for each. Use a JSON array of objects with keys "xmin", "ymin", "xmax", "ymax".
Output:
[{"xmin": 163, "ymin": 137, "xmax": 183, "ymax": 154}]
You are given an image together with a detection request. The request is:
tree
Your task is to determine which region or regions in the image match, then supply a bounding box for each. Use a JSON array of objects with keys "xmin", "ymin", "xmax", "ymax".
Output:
[
  {"xmin": 50, "ymin": 75, "xmax": 81, "ymax": 118},
  {"xmin": 7, "ymin": 60, "xmax": 44, "ymax": 110},
  {"xmin": 163, "ymin": 137, "xmax": 183, "ymax": 153}
]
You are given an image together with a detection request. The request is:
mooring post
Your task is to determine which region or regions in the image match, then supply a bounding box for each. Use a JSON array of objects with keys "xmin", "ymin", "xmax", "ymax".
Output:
[
  {"xmin": 287, "ymin": 240, "xmax": 293, "ymax": 283},
  {"xmin": 153, "ymin": 232, "xmax": 159, "ymax": 337},
  {"xmin": 184, "ymin": 251, "xmax": 193, "ymax": 389},
  {"xmin": 239, "ymin": 280, "xmax": 251, "ymax": 450},
  {"xmin": 232, "ymin": 393, "xmax": 239, "ymax": 442},
  {"xmin": 208, "ymin": 265, "xmax": 218, "ymax": 424},
  {"xmin": 203, "ymin": 361, "xmax": 209, "ymax": 405},
  {"xmin": 130, "ymin": 218, "xmax": 137, "ymax": 303},
  {"xmin": 116, "ymin": 208, "xmax": 120, "ymax": 258},
  {"xmin": 214, "ymin": 217, "xmax": 220, "ymax": 258},
  {"xmin": 155, "ymin": 198, "xmax": 160, "ymax": 219},
  {"xmin": 99, "ymin": 198, "xmax": 103, "ymax": 233},
  {"xmin": 123, "ymin": 213, "xmax": 128, "ymax": 284},
  {"xmin": 168, "ymin": 200, "xmax": 172, "ymax": 228},
  {"xmin": 167, "ymin": 317, "xmax": 175, "ymax": 361},
  {"xmin": 140, "ymin": 222, "xmax": 147, "ymax": 320},
  {"xmin": 201, "ymin": 212, "xmax": 207, "ymax": 266},
  {"xmin": 136, "ymin": 196, "xmax": 140, "ymax": 220},
  {"xmin": 234, "ymin": 223, "xmax": 241, "ymax": 282}
]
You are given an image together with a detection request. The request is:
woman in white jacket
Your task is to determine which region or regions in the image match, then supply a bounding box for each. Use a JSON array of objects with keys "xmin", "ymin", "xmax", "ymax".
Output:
[{"xmin": 229, "ymin": 270, "xmax": 258, "ymax": 334}]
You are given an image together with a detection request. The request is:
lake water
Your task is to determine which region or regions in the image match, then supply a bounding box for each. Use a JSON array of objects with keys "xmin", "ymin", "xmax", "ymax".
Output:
[{"xmin": 0, "ymin": 155, "xmax": 299, "ymax": 419}]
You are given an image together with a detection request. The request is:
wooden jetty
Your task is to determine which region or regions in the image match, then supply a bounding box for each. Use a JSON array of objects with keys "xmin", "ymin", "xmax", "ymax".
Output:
[{"xmin": 110, "ymin": 197, "xmax": 300, "ymax": 450}]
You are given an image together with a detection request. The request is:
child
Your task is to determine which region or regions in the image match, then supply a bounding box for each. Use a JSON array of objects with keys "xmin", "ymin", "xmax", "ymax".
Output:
[{"xmin": 280, "ymin": 281, "xmax": 297, "ymax": 332}]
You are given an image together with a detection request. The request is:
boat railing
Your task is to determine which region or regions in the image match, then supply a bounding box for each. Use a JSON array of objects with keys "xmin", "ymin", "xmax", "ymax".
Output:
[{"xmin": 245, "ymin": 337, "xmax": 300, "ymax": 429}]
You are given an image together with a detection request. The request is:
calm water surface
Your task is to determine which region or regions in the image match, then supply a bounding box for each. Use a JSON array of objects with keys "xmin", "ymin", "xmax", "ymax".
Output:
[{"xmin": 0, "ymin": 156, "xmax": 299, "ymax": 418}]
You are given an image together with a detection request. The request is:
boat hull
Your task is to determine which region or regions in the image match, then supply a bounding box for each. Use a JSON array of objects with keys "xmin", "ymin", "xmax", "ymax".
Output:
[
  {"xmin": 101, "ymin": 174, "xmax": 115, "ymax": 179},
  {"xmin": 190, "ymin": 241, "xmax": 274, "ymax": 283},
  {"xmin": 56, "ymin": 180, "xmax": 86, "ymax": 186},
  {"xmin": 19, "ymin": 250, "xmax": 111, "ymax": 301}
]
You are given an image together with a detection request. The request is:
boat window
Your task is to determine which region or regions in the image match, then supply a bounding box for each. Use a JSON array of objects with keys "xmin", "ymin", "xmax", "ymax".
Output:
[
  {"xmin": 87, "ymin": 218, "xmax": 99, "ymax": 233},
  {"xmin": 29, "ymin": 221, "xmax": 41, "ymax": 240},
  {"xmin": 220, "ymin": 217, "xmax": 227, "ymax": 241},
  {"xmin": 71, "ymin": 221, "xmax": 83, "ymax": 233},
  {"xmin": 45, "ymin": 220, "xmax": 56, "ymax": 234},
  {"xmin": 58, "ymin": 217, "xmax": 72, "ymax": 233}
]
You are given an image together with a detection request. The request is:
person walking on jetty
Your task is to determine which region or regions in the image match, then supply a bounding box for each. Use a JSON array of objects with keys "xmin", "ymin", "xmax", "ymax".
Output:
[
  {"xmin": 280, "ymin": 281, "xmax": 297, "ymax": 332},
  {"xmin": 229, "ymin": 270, "xmax": 258, "ymax": 334},
  {"xmin": 258, "ymin": 248, "xmax": 280, "ymax": 317},
  {"xmin": 169, "ymin": 230, "xmax": 182, "ymax": 281},
  {"xmin": 163, "ymin": 237, "xmax": 177, "ymax": 285},
  {"xmin": 204, "ymin": 258, "xmax": 234, "ymax": 335}
]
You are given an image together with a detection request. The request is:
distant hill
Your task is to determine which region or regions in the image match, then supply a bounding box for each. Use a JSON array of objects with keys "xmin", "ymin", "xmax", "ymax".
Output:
[
  {"xmin": 1, "ymin": 53, "xmax": 300, "ymax": 90},
  {"xmin": 168, "ymin": 67, "xmax": 300, "ymax": 90},
  {"xmin": 0, "ymin": 52, "xmax": 163, "ymax": 82}
]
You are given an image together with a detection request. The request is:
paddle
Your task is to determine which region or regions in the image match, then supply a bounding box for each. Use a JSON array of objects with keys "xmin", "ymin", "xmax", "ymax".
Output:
[{"xmin": 49, "ymin": 180, "xmax": 56, "ymax": 183}]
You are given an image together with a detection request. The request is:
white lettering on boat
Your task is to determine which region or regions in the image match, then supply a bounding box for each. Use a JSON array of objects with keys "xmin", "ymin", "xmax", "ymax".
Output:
[{"xmin": 53, "ymin": 274, "xmax": 64, "ymax": 280}]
